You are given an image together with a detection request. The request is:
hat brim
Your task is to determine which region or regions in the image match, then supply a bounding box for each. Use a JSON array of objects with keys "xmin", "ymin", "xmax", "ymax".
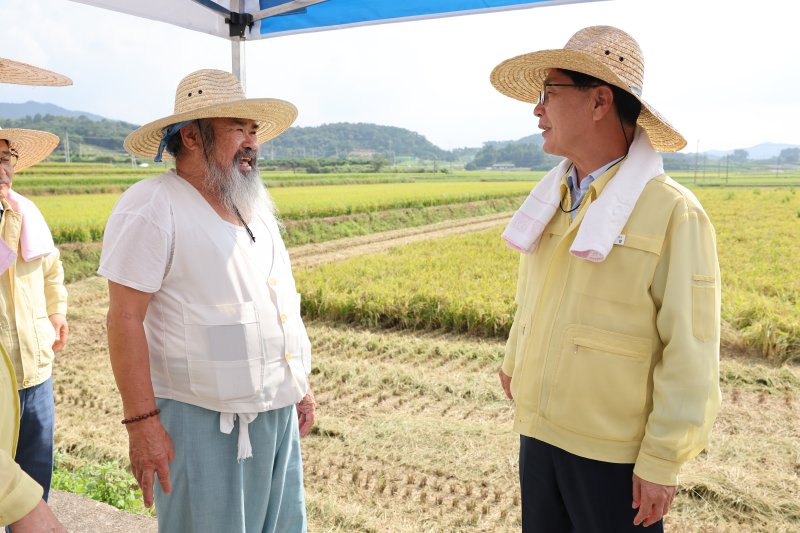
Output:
[
  {"xmin": 490, "ymin": 49, "xmax": 686, "ymax": 152},
  {"xmin": 0, "ymin": 129, "xmax": 60, "ymax": 171},
  {"xmin": 0, "ymin": 57, "xmax": 72, "ymax": 87},
  {"xmin": 124, "ymin": 99, "xmax": 298, "ymax": 159}
]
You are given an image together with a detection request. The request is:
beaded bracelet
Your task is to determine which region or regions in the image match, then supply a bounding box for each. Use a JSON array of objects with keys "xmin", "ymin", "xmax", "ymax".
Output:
[{"xmin": 121, "ymin": 408, "xmax": 161, "ymax": 425}]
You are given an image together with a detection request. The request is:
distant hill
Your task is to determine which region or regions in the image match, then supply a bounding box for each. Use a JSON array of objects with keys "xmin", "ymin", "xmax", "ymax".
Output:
[
  {"xmin": 0, "ymin": 101, "xmax": 107, "ymax": 121},
  {"xmin": 1, "ymin": 101, "xmax": 792, "ymax": 162},
  {"xmin": 466, "ymin": 133, "xmax": 556, "ymax": 170},
  {"xmin": 483, "ymin": 133, "xmax": 544, "ymax": 149},
  {"xmin": 706, "ymin": 142, "xmax": 799, "ymax": 160},
  {"xmin": 0, "ymin": 113, "xmax": 139, "ymax": 153},
  {"xmin": 262, "ymin": 122, "xmax": 453, "ymax": 161}
]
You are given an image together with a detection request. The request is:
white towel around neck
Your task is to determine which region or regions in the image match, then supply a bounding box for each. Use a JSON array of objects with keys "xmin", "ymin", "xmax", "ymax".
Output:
[{"xmin": 501, "ymin": 128, "xmax": 664, "ymax": 262}]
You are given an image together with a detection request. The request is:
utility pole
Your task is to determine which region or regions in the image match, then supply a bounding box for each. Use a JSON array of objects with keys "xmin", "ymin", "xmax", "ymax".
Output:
[
  {"xmin": 64, "ymin": 131, "xmax": 71, "ymax": 163},
  {"xmin": 693, "ymin": 140, "xmax": 699, "ymax": 185},
  {"xmin": 725, "ymin": 155, "xmax": 729, "ymax": 184},
  {"xmin": 702, "ymin": 153, "xmax": 706, "ymax": 182}
]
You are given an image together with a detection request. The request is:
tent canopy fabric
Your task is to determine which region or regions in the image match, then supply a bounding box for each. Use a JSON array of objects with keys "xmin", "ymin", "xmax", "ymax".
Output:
[{"xmin": 69, "ymin": 0, "xmax": 606, "ymax": 40}]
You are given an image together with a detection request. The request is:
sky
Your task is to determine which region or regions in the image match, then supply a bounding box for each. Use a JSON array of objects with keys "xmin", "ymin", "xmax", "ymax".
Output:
[{"xmin": 2, "ymin": 0, "xmax": 798, "ymax": 153}]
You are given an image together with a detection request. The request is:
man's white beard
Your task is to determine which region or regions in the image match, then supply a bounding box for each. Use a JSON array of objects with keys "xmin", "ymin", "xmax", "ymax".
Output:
[{"xmin": 204, "ymin": 157, "xmax": 276, "ymax": 222}]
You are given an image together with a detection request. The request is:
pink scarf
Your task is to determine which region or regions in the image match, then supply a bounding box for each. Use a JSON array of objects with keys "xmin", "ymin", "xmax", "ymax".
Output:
[{"xmin": 0, "ymin": 190, "xmax": 56, "ymax": 274}]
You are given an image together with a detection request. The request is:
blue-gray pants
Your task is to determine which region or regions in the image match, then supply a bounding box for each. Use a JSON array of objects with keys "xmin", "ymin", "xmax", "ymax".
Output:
[{"xmin": 154, "ymin": 399, "xmax": 307, "ymax": 533}]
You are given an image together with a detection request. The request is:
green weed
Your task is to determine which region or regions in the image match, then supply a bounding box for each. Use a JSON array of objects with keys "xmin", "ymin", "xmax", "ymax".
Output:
[{"xmin": 52, "ymin": 453, "xmax": 152, "ymax": 515}]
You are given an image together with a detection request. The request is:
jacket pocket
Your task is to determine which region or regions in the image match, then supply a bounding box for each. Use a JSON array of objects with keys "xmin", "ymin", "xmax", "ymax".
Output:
[
  {"xmin": 692, "ymin": 275, "xmax": 717, "ymax": 342},
  {"xmin": 546, "ymin": 325, "xmax": 651, "ymax": 442},
  {"xmin": 34, "ymin": 315, "xmax": 56, "ymax": 369},
  {"xmin": 183, "ymin": 302, "xmax": 264, "ymax": 402}
]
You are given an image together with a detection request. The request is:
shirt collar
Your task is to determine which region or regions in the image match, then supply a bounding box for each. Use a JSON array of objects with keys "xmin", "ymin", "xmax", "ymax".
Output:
[{"xmin": 568, "ymin": 156, "xmax": 625, "ymax": 193}]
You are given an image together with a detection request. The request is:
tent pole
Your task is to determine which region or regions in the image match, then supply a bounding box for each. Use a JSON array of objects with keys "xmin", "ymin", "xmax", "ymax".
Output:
[
  {"xmin": 230, "ymin": 0, "xmax": 246, "ymax": 83},
  {"xmin": 231, "ymin": 38, "xmax": 242, "ymax": 80}
]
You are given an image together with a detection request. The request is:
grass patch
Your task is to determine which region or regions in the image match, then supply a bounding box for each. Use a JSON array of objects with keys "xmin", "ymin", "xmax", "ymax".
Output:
[
  {"xmin": 282, "ymin": 196, "xmax": 520, "ymax": 246},
  {"xmin": 52, "ymin": 453, "xmax": 152, "ymax": 516},
  {"xmin": 59, "ymin": 243, "xmax": 103, "ymax": 284}
]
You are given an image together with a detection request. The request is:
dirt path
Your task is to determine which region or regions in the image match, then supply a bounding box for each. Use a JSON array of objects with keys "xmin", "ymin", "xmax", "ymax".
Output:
[
  {"xmin": 47, "ymin": 212, "xmax": 512, "ymax": 531},
  {"xmin": 49, "ymin": 490, "xmax": 157, "ymax": 532},
  {"xmin": 289, "ymin": 211, "xmax": 512, "ymax": 268}
]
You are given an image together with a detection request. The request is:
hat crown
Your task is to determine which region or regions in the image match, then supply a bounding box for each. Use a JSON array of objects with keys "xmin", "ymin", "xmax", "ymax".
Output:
[
  {"xmin": 173, "ymin": 69, "xmax": 246, "ymax": 115},
  {"xmin": 564, "ymin": 26, "xmax": 644, "ymax": 95}
]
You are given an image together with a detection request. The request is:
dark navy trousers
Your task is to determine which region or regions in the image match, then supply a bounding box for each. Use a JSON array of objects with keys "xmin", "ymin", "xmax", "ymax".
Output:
[{"xmin": 519, "ymin": 436, "xmax": 664, "ymax": 533}]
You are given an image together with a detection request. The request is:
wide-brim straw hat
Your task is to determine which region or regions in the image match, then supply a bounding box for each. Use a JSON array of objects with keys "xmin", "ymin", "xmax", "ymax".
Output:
[
  {"xmin": 0, "ymin": 128, "xmax": 60, "ymax": 171},
  {"xmin": 0, "ymin": 57, "xmax": 72, "ymax": 86},
  {"xmin": 490, "ymin": 26, "xmax": 686, "ymax": 152},
  {"xmin": 125, "ymin": 69, "xmax": 298, "ymax": 159}
]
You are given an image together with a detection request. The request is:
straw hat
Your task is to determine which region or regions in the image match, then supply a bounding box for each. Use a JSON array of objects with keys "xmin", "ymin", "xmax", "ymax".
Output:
[
  {"xmin": 0, "ymin": 57, "xmax": 72, "ymax": 86},
  {"xmin": 124, "ymin": 69, "xmax": 298, "ymax": 159},
  {"xmin": 490, "ymin": 26, "xmax": 686, "ymax": 152},
  {"xmin": 0, "ymin": 128, "xmax": 60, "ymax": 172}
]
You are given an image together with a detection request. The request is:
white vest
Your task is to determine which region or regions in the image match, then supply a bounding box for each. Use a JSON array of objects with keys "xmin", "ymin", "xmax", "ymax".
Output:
[{"xmin": 145, "ymin": 177, "xmax": 310, "ymax": 413}]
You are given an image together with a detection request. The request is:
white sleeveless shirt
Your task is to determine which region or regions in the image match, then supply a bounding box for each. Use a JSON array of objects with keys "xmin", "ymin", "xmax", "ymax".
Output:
[{"xmin": 99, "ymin": 171, "xmax": 311, "ymax": 414}]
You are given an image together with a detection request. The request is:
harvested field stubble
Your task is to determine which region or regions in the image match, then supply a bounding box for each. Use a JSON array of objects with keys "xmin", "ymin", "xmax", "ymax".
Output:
[{"xmin": 53, "ymin": 274, "xmax": 800, "ymax": 531}]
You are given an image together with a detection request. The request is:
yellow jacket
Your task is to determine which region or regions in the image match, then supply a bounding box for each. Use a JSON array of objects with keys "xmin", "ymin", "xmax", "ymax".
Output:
[
  {"xmin": 502, "ymin": 166, "xmax": 721, "ymax": 486},
  {"xmin": 0, "ymin": 200, "xmax": 67, "ymax": 389},
  {"xmin": 0, "ymin": 342, "xmax": 43, "ymax": 526}
]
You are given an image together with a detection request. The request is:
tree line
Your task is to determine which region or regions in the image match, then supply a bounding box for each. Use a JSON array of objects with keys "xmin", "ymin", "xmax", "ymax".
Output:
[{"xmin": 0, "ymin": 114, "xmax": 136, "ymax": 153}]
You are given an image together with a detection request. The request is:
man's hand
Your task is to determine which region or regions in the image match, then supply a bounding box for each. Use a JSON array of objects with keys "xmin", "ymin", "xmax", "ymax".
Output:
[
  {"xmin": 126, "ymin": 417, "xmax": 175, "ymax": 508},
  {"xmin": 632, "ymin": 473, "xmax": 677, "ymax": 527},
  {"xmin": 296, "ymin": 389, "xmax": 317, "ymax": 438},
  {"xmin": 9, "ymin": 499, "xmax": 67, "ymax": 533},
  {"xmin": 498, "ymin": 369, "xmax": 513, "ymax": 400},
  {"xmin": 49, "ymin": 313, "xmax": 69, "ymax": 352}
]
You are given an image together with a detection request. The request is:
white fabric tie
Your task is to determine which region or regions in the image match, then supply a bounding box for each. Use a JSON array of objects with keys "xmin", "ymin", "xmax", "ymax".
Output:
[
  {"xmin": 220, "ymin": 412, "xmax": 259, "ymax": 462},
  {"xmin": 502, "ymin": 128, "xmax": 664, "ymax": 262}
]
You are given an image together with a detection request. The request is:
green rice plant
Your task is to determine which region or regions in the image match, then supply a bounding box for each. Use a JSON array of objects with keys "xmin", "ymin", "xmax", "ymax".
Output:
[
  {"xmin": 282, "ymin": 196, "xmax": 522, "ymax": 246},
  {"xmin": 297, "ymin": 187, "xmax": 800, "ymax": 363},
  {"xmin": 34, "ymin": 182, "xmax": 534, "ymax": 243},
  {"xmin": 693, "ymin": 188, "xmax": 800, "ymax": 363},
  {"xmin": 295, "ymin": 227, "xmax": 517, "ymax": 337},
  {"xmin": 269, "ymin": 181, "xmax": 535, "ymax": 220}
]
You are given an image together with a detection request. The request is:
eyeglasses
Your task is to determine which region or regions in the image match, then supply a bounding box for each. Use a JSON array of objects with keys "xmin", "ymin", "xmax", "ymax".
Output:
[
  {"xmin": 0, "ymin": 151, "xmax": 19, "ymax": 169},
  {"xmin": 538, "ymin": 83, "xmax": 602, "ymax": 106}
]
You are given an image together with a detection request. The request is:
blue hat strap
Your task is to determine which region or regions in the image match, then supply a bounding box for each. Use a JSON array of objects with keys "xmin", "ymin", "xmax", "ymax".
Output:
[{"xmin": 154, "ymin": 120, "xmax": 195, "ymax": 162}]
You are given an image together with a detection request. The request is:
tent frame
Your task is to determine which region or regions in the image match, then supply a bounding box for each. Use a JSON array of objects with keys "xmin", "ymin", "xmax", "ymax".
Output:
[{"xmin": 190, "ymin": 0, "xmax": 329, "ymax": 79}]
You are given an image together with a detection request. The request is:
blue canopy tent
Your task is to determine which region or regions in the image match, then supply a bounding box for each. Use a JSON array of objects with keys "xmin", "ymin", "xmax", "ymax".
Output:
[{"xmin": 69, "ymin": 0, "xmax": 607, "ymax": 78}]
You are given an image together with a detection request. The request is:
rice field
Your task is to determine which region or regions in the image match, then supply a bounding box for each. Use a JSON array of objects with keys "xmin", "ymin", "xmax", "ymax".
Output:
[
  {"xmin": 33, "ymin": 181, "xmax": 534, "ymax": 243},
  {"xmin": 295, "ymin": 187, "xmax": 800, "ymax": 362},
  {"xmin": 25, "ymin": 166, "xmax": 800, "ymax": 531}
]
